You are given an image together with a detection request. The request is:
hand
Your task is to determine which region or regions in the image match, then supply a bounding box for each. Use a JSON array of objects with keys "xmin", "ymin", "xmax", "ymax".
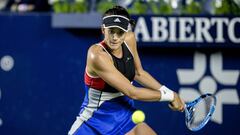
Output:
[{"xmin": 168, "ymin": 92, "xmax": 185, "ymax": 112}]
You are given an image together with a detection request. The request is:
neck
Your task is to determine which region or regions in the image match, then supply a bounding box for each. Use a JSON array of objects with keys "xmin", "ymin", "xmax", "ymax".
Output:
[
  {"xmin": 112, "ymin": 46, "xmax": 122, "ymax": 58},
  {"xmin": 102, "ymin": 40, "xmax": 123, "ymax": 58}
]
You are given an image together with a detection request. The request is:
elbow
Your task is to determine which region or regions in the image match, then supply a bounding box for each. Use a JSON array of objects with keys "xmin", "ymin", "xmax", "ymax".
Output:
[
  {"xmin": 129, "ymin": 94, "xmax": 138, "ymax": 100},
  {"xmin": 134, "ymin": 70, "xmax": 142, "ymax": 79},
  {"xmin": 120, "ymin": 85, "xmax": 140, "ymax": 100},
  {"xmin": 134, "ymin": 69, "xmax": 146, "ymax": 81},
  {"xmin": 127, "ymin": 88, "xmax": 139, "ymax": 100},
  {"xmin": 135, "ymin": 69, "xmax": 142, "ymax": 77},
  {"xmin": 135, "ymin": 69, "xmax": 146, "ymax": 77}
]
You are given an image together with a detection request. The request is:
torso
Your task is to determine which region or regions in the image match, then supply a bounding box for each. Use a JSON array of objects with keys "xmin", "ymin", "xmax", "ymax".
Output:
[{"xmin": 85, "ymin": 41, "xmax": 135, "ymax": 93}]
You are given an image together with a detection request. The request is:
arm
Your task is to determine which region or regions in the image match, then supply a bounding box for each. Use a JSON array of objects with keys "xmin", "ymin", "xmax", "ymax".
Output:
[
  {"xmin": 125, "ymin": 32, "xmax": 162, "ymax": 90},
  {"xmin": 125, "ymin": 32, "xmax": 185, "ymax": 111},
  {"xmin": 86, "ymin": 45, "xmax": 161, "ymax": 102}
]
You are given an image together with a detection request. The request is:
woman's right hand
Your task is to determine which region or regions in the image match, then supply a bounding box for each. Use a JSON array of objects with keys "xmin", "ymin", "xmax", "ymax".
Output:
[{"xmin": 168, "ymin": 92, "xmax": 185, "ymax": 112}]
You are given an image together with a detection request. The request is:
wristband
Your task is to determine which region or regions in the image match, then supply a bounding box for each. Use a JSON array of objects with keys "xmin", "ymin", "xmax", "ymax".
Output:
[{"xmin": 158, "ymin": 85, "xmax": 174, "ymax": 102}]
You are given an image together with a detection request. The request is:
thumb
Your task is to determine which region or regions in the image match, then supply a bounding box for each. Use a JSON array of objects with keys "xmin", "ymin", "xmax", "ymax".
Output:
[{"xmin": 168, "ymin": 103, "xmax": 177, "ymax": 111}]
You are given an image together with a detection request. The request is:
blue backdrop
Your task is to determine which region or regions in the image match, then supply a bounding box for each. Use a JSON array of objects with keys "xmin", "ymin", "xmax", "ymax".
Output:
[{"xmin": 0, "ymin": 14, "xmax": 239, "ymax": 135}]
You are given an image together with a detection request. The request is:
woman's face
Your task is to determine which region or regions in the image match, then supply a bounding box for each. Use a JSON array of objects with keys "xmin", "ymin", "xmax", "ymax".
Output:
[{"xmin": 102, "ymin": 27, "xmax": 127, "ymax": 51}]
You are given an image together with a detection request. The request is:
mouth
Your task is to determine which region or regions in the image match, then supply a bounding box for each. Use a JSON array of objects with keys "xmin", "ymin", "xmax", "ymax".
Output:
[{"xmin": 110, "ymin": 42, "xmax": 119, "ymax": 46}]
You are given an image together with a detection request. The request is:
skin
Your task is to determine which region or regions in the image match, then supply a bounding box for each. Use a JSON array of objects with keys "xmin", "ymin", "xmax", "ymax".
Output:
[{"xmin": 86, "ymin": 26, "xmax": 185, "ymax": 135}]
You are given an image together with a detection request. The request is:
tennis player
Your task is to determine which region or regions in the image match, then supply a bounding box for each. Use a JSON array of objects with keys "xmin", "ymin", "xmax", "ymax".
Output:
[{"xmin": 68, "ymin": 5, "xmax": 185, "ymax": 135}]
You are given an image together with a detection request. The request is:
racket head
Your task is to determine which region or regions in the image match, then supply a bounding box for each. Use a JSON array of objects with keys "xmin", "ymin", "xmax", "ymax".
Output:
[{"xmin": 185, "ymin": 93, "xmax": 216, "ymax": 131}]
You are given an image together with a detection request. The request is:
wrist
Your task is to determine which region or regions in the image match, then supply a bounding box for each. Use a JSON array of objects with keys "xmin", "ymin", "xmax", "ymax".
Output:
[{"xmin": 158, "ymin": 85, "xmax": 174, "ymax": 102}]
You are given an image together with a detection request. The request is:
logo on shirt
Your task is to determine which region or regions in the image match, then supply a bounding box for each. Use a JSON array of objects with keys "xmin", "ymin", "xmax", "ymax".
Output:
[{"xmin": 126, "ymin": 57, "xmax": 131, "ymax": 62}]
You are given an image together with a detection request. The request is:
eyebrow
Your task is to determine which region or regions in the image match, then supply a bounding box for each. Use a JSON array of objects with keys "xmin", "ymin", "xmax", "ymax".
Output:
[{"xmin": 109, "ymin": 28, "xmax": 124, "ymax": 32}]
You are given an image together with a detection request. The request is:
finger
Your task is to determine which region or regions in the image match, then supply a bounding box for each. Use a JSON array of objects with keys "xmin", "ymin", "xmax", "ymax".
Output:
[
  {"xmin": 174, "ymin": 102, "xmax": 184, "ymax": 112},
  {"xmin": 168, "ymin": 103, "xmax": 177, "ymax": 111},
  {"xmin": 179, "ymin": 106, "xmax": 185, "ymax": 112},
  {"xmin": 176, "ymin": 105, "xmax": 183, "ymax": 112},
  {"xmin": 180, "ymin": 98, "xmax": 185, "ymax": 106},
  {"xmin": 179, "ymin": 98, "xmax": 185, "ymax": 112}
]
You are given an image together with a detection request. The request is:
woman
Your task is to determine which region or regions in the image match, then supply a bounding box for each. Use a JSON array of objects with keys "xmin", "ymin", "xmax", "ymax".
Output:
[{"xmin": 68, "ymin": 5, "xmax": 185, "ymax": 135}]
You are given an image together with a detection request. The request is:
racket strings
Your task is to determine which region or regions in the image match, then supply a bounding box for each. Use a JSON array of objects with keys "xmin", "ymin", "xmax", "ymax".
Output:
[
  {"xmin": 186, "ymin": 95, "xmax": 215, "ymax": 130},
  {"xmin": 186, "ymin": 107, "xmax": 195, "ymax": 123}
]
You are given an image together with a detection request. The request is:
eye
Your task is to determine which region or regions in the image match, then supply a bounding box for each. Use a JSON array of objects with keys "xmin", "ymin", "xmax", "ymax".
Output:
[
  {"xmin": 118, "ymin": 30, "xmax": 124, "ymax": 36},
  {"xmin": 108, "ymin": 28, "xmax": 125, "ymax": 36},
  {"xmin": 109, "ymin": 29, "xmax": 115, "ymax": 34}
]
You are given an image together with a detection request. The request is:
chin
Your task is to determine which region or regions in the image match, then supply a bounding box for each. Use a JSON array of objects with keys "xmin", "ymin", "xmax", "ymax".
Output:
[{"xmin": 109, "ymin": 43, "xmax": 121, "ymax": 50}]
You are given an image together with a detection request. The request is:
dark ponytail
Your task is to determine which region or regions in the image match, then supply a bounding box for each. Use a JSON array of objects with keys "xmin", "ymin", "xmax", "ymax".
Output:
[{"xmin": 129, "ymin": 18, "xmax": 136, "ymax": 30}]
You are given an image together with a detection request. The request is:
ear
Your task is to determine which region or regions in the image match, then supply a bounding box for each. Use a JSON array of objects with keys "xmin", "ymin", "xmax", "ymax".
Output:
[{"xmin": 101, "ymin": 26, "xmax": 105, "ymax": 34}]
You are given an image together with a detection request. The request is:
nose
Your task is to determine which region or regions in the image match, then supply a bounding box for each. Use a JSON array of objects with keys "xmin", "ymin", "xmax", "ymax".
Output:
[{"xmin": 112, "ymin": 33, "xmax": 118, "ymax": 41}]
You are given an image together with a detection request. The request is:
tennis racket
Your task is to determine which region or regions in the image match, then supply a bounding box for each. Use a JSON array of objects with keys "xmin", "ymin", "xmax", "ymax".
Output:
[{"xmin": 184, "ymin": 93, "xmax": 216, "ymax": 131}]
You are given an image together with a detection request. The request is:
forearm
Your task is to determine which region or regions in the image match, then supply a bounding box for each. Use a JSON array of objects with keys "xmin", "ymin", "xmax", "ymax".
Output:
[
  {"xmin": 131, "ymin": 87, "xmax": 161, "ymax": 102},
  {"xmin": 133, "ymin": 70, "xmax": 175, "ymax": 102},
  {"xmin": 134, "ymin": 70, "xmax": 162, "ymax": 90},
  {"xmin": 131, "ymin": 86, "xmax": 183, "ymax": 112},
  {"xmin": 131, "ymin": 86, "xmax": 175, "ymax": 102}
]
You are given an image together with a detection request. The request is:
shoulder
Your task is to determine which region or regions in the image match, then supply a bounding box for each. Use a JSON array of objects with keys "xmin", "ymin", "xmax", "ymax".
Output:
[
  {"xmin": 125, "ymin": 32, "xmax": 136, "ymax": 43},
  {"xmin": 87, "ymin": 44, "xmax": 112, "ymax": 68},
  {"xmin": 124, "ymin": 32, "xmax": 137, "ymax": 52},
  {"xmin": 125, "ymin": 32, "xmax": 136, "ymax": 46}
]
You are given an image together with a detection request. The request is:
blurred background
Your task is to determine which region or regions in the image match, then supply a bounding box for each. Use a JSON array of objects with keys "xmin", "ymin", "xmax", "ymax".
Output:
[{"xmin": 0, "ymin": 0, "xmax": 239, "ymax": 135}]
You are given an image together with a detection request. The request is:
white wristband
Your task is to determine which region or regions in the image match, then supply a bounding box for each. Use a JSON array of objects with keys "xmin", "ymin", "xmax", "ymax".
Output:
[{"xmin": 158, "ymin": 85, "xmax": 174, "ymax": 102}]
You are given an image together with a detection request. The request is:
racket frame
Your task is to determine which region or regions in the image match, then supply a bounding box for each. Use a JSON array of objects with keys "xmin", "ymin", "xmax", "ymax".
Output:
[{"xmin": 185, "ymin": 93, "xmax": 216, "ymax": 131}]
